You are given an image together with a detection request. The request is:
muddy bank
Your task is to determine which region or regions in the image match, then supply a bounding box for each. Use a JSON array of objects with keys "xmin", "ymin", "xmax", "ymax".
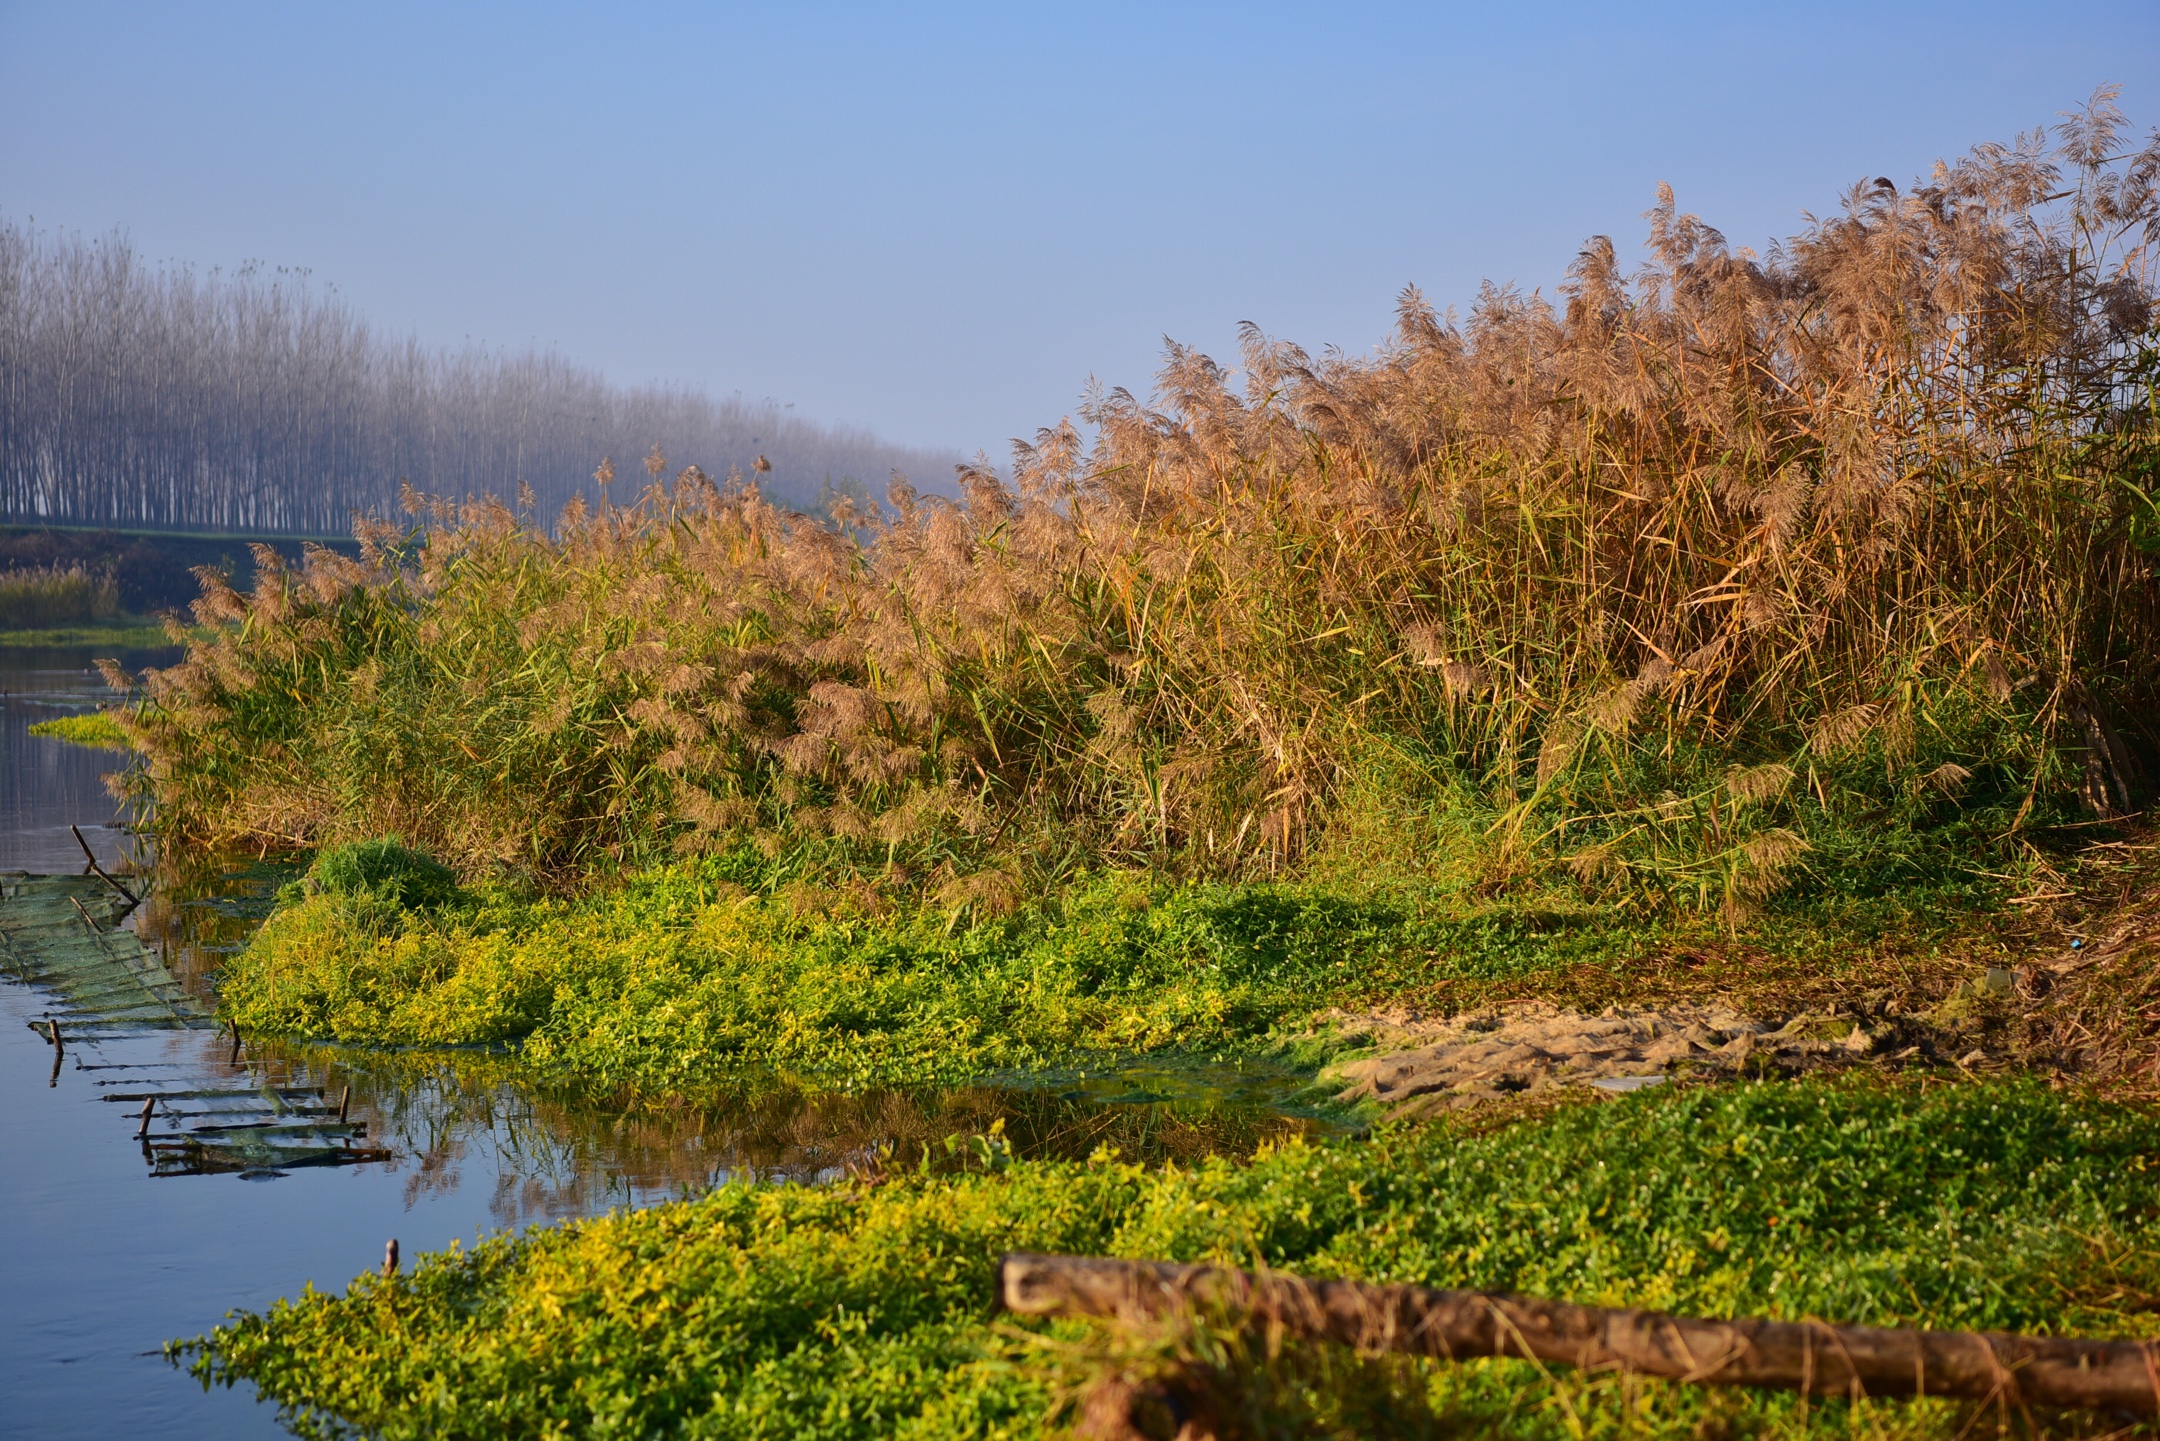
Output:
[{"xmin": 1323, "ymin": 997, "xmax": 1971, "ymax": 1120}]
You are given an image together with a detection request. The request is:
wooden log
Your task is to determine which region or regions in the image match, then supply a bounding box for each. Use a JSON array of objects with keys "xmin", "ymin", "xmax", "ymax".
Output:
[
  {"xmin": 999, "ymin": 1253, "xmax": 2160, "ymax": 1415},
  {"xmin": 136, "ymin": 1096, "xmax": 156, "ymax": 1138},
  {"xmin": 383, "ymin": 1238, "xmax": 399, "ymax": 1278}
]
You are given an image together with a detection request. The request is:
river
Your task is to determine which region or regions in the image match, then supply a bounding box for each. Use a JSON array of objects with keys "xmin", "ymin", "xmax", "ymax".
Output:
[{"xmin": 0, "ymin": 645, "xmax": 1323, "ymax": 1437}]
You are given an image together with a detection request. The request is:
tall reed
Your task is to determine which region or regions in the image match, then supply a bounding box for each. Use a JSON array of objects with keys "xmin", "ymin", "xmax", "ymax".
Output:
[
  {"xmin": 120, "ymin": 96, "xmax": 2160, "ymax": 914},
  {"xmin": 0, "ymin": 562, "xmax": 120, "ymax": 628}
]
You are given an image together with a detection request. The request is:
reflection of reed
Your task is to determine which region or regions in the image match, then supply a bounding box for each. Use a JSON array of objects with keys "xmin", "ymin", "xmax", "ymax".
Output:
[
  {"xmin": 130, "ymin": 863, "xmax": 1321, "ymax": 1223},
  {"xmin": 234, "ymin": 1037, "xmax": 1323, "ymax": 1228},
  {"xmin": 129, "ymin": 860, "xmax": 288, "ymax": 1001}
]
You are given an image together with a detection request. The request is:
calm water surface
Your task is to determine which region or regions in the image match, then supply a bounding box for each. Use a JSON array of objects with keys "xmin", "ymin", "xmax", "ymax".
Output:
[
  {"xmin": 4, "ymin": 649, "xmax": 596, "ymax": 1439},
  {"xmin": 0, "ymin": 647, "xmax": 1325, "ymax": 1439}
]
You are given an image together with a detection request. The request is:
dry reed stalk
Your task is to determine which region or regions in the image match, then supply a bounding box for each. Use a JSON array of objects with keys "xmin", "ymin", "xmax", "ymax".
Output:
[{"xmin": 116, "ymin": 95, "xmax": 2160, "ymax": 895}]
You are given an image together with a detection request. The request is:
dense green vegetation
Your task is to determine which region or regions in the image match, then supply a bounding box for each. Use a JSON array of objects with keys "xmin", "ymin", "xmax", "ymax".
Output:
[
  {"xmin": 223, "ymin": 850, "xmax": 1673, "ymax": 1092},
  {"xmin": 181, "ymin": 1077, "xmax": 2160, "ymax": 1439},
  {"xmin": 223, "ymin": 838, "xmax": 1995, "ymax": 1095}
]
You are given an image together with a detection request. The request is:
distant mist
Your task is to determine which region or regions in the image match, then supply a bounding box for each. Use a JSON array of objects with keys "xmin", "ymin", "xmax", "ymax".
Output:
[{"xmin": 0, "ymin": 216, "xmax": 961, "ymax": 535}]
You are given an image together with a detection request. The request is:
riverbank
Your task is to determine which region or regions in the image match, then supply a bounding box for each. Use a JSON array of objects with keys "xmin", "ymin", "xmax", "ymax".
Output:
[
  {"xmin": 0, "ymin": 619, "xmax": 184, "ymax": 651},
  {"xmin": 216, "ymin": 835, "xmax": 2034, "ymax": 1100},
  {"xmin": 181, "ymin": 1073, "xmax": 2160, "ymax": 1439},
  {"xmin": 175, "ymin": 833, "xmax": 2160, "ymax": 1437},
  {"xmin": 1, "ymin": 524, "xmax": 359, "ymax": 617}
]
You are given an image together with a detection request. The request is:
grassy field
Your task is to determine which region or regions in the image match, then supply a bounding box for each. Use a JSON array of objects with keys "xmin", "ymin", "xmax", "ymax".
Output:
[{"xmin": 156, "ymin": 104, "xmax": 2160, "ymax": 1438}]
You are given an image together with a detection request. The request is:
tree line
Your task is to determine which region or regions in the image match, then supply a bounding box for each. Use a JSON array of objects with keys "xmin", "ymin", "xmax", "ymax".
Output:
[{"xmin": 0, "ymin": 216, "xmax": 955, "ymax": 534}]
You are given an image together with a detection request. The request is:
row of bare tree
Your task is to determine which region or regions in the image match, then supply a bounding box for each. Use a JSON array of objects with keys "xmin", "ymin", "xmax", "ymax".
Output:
[{"xmin": 0, "ymin": 216, "xmax": 954, "ymax": 534}]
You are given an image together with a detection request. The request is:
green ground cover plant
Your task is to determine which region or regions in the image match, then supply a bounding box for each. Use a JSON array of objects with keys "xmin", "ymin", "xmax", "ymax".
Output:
[
  {"xmin": 220, "ymin": 850, "xmax": 1679, "ymax": 1093},
  {"xmin": 288, "ymin": 836, "xmax": 463, "ymax": 909},
  {"xmin": 26, "ymin": 712, "xmax": 132, "ymax": 749},
  {"xmin": 180, "ymin": 1076, "xmax": 2160, "ymax": 1439},
  {"xmin": 220, "ymin": 833, "xmax": 2003, "ymax": 1097}
]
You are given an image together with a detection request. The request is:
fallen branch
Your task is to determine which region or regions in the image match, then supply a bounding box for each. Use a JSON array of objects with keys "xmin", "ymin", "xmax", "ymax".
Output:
[{"xmin": 1000, "ymin": 1252, "xmax": 2160, "ymax": 1414}]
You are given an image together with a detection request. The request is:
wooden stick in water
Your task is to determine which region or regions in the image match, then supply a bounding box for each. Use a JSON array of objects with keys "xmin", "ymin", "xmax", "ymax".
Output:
[
  {"xmin": 338, "ymin": 1086, "xmax": 351, "ymax": 1124},
  {"xmin": 136, "ymin": 1097, "xmax": 156, "ymax": 1138},
  {"xmin": 228, "ymin": 1019, "xmax": 241, "ymax": 1066},
  {"xmin": 72, "ymin": 824, "xmax": 139, "ymax": 906},
  {"xmin": 1000, "ymin": 1252, "xmax": 2160, "ymax": 1417},
  {"xmin": 383, "ymin": 1239, "xmax": 400, "ymax": 1278}
]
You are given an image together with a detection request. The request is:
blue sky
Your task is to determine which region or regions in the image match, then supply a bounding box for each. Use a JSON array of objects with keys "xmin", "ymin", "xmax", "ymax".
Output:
[{"xmin": 3, "ymin": 2, "xmax": 2154, "ymax": 454}]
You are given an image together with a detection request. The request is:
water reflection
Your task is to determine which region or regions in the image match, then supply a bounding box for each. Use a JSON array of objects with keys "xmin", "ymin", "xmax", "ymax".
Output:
[
  {"xmin": 0, "ymin": 646, "xmax": 172, "ymax": 873},
  {"xmin": 130, "ymin": 854, "xmax": 290, "ymax": 996},
  {"xmin": 117, "ymin": 857, "xmax": 1336, "ymax": 1226},
  {"xmin": 218, "ymin": 1043, "xmax": 1331, "ymax": 1229}
]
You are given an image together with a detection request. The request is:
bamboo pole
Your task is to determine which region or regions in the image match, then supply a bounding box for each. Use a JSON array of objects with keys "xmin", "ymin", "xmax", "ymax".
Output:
[
  {"xmin": 999, "ymin": 1253, "xmax": 2160, "ymax": 1415},
  {"xmin": 72, "ymin": 824, "xmax": 139, "ymax": 906}
]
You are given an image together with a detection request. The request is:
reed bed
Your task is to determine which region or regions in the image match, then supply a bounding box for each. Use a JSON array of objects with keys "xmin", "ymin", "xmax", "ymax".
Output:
[
  {"xmin": 122, "ymin": 98, "xmax": 2160, "ymax": 919},
  {"xmin": 0, "ymin": 562, "xmax": 120, "ymax": 628}
]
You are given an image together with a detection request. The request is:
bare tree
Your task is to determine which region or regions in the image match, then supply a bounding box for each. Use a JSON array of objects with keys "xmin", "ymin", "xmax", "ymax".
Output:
[{"xmin": 0, "ymin": 217, "xmax": 956, "ymax": 533}]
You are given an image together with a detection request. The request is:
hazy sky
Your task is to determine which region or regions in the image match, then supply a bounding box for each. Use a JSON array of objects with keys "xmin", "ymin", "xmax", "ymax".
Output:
[{"xmin": 3, "ymin": 2, "xmax": 2155, "ymax": 456}]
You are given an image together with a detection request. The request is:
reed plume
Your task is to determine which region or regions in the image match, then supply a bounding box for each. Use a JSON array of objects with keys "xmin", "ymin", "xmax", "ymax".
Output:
[{"xmin": 120, "ymin": 94, "xmax": 2160, "ymax": 913}]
